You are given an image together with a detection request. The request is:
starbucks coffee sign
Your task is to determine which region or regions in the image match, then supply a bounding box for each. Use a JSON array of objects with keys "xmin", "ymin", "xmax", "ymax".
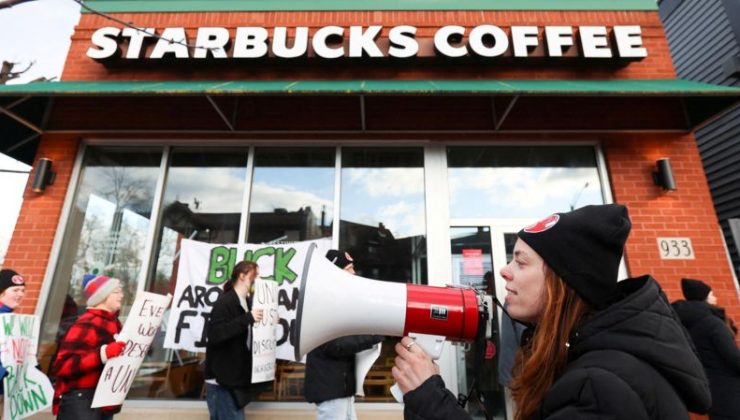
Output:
[{"xmin": 87, "ymin": 24, "xmax": 648, "ymax": 62}]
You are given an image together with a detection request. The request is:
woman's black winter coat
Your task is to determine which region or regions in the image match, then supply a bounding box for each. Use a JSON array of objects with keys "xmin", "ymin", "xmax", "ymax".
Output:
[
  {"xmin": 304, "ymin": 335, "xmax": 384, "ymax": 404},
  {"xmin": 672, "ymin": 299, "xmax": 740, "ymax": 420},
  {"xmin": 402, "ymin": 276, "xmax": 711, "ymax": 420},
  {"xmin": 205, "ymin": 288, "xmax": 258, "ymax": 403}
]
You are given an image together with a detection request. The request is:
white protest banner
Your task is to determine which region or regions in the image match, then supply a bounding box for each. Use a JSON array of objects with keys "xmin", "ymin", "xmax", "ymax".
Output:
[
  {"xmin": 163, "ymin": 238, "xmax": 330, "ymax": 362},
  {"xmin": 0, "ymin": 314, "xmax": 54, "ymax": 420},
  {"xmin": 91, "ymin": 292, "xmax": 172, "ymax": 408},
  {"xmin": 251, "ymin": 278, "xmax": 279, "ymax": 383}
]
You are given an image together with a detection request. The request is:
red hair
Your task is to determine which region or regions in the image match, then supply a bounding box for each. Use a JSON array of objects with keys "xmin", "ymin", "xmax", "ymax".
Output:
[{"xmin": 509, "ymin": 266, "xmax": 591, "ymax": 420}]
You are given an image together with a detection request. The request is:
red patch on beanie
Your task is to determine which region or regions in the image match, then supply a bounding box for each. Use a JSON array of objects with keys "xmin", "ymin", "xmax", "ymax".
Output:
[{"xmin": 523, "ymin": 214, "xmax": 560, "ymax": 234}]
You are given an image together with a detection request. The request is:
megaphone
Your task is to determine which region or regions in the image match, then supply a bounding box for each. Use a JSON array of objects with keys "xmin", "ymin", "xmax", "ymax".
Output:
[{"xmin": 294, "ymin": 243, "xmax": 487, "ymax": 361}]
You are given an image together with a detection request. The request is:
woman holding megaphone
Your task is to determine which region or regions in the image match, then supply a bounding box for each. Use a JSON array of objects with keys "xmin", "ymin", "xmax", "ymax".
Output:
[{"xmin": 393, "ymin": 204, "xmax": 712, "ymax": 420}]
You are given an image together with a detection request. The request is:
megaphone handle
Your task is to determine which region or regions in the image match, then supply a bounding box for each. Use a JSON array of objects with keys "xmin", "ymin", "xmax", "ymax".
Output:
[
  {"xmin": 391, "ymin": 334, "xmax": 447, "ymax": 403},
  {"xmin": 391, "ymin": 383, "xmax": 405, "ymax": 402}
]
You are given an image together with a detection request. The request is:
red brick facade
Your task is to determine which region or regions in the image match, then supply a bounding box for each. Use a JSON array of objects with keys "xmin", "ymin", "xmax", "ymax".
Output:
[{"xmin": 5, "ymin": 134, "xmax": 80, "ymax": 314}]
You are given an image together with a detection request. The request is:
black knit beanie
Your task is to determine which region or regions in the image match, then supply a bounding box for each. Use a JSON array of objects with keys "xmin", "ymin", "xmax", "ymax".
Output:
[
  {"xmin": 325, "ymin": 249, "xmax": 354, "ymax": 269},
  {"xmin": 681, "ymin": 278, "xmax": 712, "ymax": 301},
  {"xmin": 0, "ymin": 269, "xmax": 25, "ymax": 295},
  {"xmin": 517, "ymin": 204, "xmax": 631, "ymax": 310}
]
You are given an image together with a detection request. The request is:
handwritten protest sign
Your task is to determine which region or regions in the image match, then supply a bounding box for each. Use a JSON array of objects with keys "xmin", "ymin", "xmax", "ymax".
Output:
[
  {"xmin": 91, "ymin": 292, "xmax": 172, "ymax": 408},
  {"xmin": 0, "ymin": 314, "xmax": 54, "ymax": 420},
  {"xmin": 163, "ymin": 238, "xmax": 330, "ymax": 361},
  {"xmin": 251, "ymin": 279, "xmax": 279, "ymax": 383}
]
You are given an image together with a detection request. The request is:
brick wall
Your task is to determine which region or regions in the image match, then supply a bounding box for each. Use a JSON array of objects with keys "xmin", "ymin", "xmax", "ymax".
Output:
[
  {"xmin": 3, "ymin": 134, "xmax": 80, "ymax": 314},
  {"xmin": 604, "ymin": 132, "xmax": 740, "ymax": 335}
]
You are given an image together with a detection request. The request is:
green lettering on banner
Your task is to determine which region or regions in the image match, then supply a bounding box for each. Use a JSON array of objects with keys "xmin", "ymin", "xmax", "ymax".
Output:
[
  {"xmin": 2, "ymin": 314, "xmax": 15, "ymax": 335},
  {"xmin": 244, "ymin": 247, "xmax": 275, "ymax": 273},
  {"xmin": 244, "ymin": 246, "xmax": 298, "ymax": 286},
  {"xmin": 6, "ymin": 365, "xmax": 17, "ymax": 394},
  {"xmin": 30, "ymin": 386, "xmax": 48, "ymax": 410},
  {"xmin": 274, "ymin": 248, "xmax": 297, "ymax": 286},
  {"xmin": 18, "ymin": 316, "xmax": 32, "ymax": 337},
  {"xmin": 207, "ymin": 246, "xmax": 237, "ymax": 285}
]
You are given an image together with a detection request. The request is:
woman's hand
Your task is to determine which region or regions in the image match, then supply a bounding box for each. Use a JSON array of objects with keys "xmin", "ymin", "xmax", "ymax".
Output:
[
  {"xmin": 251, "ymin": 308, "xmax": 264, "ymax": 322},
  {"xmin": 392, "ymin": 336, "xmax": 440, "ymax": 393}
]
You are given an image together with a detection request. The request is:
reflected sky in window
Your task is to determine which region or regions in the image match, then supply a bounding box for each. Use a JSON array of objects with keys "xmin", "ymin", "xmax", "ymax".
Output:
[
  {"xmin": 341, "ymin": 167, "xmax": 426, "ymax": 238},
  {"xmin": 163, "ymin": 167, "xmax": 246, "ymax": 214},
  {"xmin": 449, "ymin": 167, "xmax": 604, "ymax": 219},
  {"xmin": 251, "ymin": 167, "xmax": 334, "ymax": 223}
]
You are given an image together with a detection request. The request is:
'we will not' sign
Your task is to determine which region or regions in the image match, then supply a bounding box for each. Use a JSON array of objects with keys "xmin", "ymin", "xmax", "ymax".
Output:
[{"xmin": 0, "ymin": 314, "xmax": 54, "ymax": 420}]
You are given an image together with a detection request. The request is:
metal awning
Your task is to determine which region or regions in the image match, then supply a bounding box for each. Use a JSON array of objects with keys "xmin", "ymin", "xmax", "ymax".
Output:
[
  {"xmin": 1, "ymin": 79, "xmax": 738, "ymax": 96},
  {"xmin": 2, "ymin": 79, "xmax": 739, "ymax": 164}
]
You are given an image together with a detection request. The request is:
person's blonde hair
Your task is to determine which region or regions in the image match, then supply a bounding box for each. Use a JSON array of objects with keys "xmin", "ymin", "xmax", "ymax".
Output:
[{"xmin": 509, "ymin": 266, "xmax": 592, "ymax": 420}]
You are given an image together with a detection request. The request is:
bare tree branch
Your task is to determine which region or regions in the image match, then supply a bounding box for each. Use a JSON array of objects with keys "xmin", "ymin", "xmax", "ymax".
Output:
[
  {"xmin": 0, "ymin": 0, "xmax": 40, "ymax": 10},
  {"xmin": 0, "ymin": 60, "xmax": 35, "ymax": 84}
]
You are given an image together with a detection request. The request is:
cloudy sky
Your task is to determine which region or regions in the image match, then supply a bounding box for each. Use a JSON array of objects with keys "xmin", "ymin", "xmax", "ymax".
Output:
[
  {"xmin": 0, "ymin": 0, "xmax": 80, "ymax": 83},
  {"xmin": 0, "ymin": 0, "xmax": 80, "ymax": 264}
]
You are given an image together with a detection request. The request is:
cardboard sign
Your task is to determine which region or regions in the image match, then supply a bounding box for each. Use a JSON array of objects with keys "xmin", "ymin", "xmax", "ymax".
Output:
[
  {"xmin": 251, "ymin": 279, "xmax": 279, "ymax": 383},
  {"xmin": 91, "ymin": 292, "xmax": 172, "ymax": 408},
  {"xmin": 0, "ymin": 314, "xmax": 54, "ymax": 420},
  {"xmin": 163, "ymin": 238, "xmax": 330, "ymax": 362}
]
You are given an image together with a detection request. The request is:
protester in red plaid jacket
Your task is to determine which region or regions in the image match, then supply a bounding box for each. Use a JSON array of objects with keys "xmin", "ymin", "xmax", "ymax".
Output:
[{"xmin": 53, "ymin": 274, "xmax": 126, "ymax": 419}]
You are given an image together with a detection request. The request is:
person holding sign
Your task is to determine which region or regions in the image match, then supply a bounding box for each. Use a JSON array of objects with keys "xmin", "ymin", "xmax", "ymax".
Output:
[
  {"xmin": 304, "ymin": 250, "xmax": 385, "ymax": 420},
  {"xmin": 205, "ymin": 260, "xmax": 264, "ymax": 420},
  {"xmin": 0, "ymin": 268, "xmax": 27, "ymax": 415},
  {"xmin": 53, "ymin": 274, "xmax": 126, "ymax": 419}
]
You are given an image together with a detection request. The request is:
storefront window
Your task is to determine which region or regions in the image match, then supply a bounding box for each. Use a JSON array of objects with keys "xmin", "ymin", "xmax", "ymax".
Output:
[
  {"xmin": 247, "ymin": 147, "xmax": 335, "ymax": 244},
  {"xmin": 447, "ymin": 146, "xmax": 604, "ymax": 218},
  {"xmin": 339, "ymin": 147, "xmax": 427, "ymax": 401},
  {"xmin": 39, "ymin": 147, "xmax": 162, "ymax": 374},
  {"xmin": 129, "ymin": 148, "xmax": 249, "ymax": 400},
  {"xmin": 38, "ymin": 144, "xmax": 431, "ymax": 404},
  {"xmin": 248, "ymin": 147, "xmax": 336, "ymax": 401}
]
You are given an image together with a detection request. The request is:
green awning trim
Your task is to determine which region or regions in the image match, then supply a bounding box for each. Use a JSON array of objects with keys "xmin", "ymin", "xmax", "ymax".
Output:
[
  {"xmin": 1, "ymin": 80, "xmax": 739, "ymax": 97},
  {"xmin": 82, "ymin": 0, "xmax": 658, "ymax": 13}
]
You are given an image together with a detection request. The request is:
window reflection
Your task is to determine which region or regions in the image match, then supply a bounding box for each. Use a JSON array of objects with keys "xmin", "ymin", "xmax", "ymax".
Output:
[
  {"xmin": 247, "ymin": 148, "xmax": 335, "ymax": 243},
  {"xmin": 340, "ymin": 147, "xmax": 427, "ymax": 284},
  {"xmin": 127, "ymin": 149, "xmax": 249, "ymax": 401},
  {"xmin": 448, "ymin": 146, "xmax": 604, "ymax": 219},
  {"xmin": 247, "ymin": 147, "xmax": 335, "ymax": 402},
  {"xmin": 449, "ymin": 226, "xmax": 507, "ymax": 419},
  {"xmin": 39, "ymin": 148, "xmax": 162, "ymax": 380},
  {"xmin": 339, "ymin": 147, "xmax": 427, "ymax": 402}
]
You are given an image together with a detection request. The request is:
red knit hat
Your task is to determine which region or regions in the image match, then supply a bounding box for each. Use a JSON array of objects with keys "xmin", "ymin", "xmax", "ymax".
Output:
[{"xmin": 82, "ymin": 274, "xmax": 120, "ymax": 307}]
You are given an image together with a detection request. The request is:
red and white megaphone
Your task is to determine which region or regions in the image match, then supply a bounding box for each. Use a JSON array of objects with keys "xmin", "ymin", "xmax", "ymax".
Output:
[{"xmin": 294, "ymin": 243, "xmax": 489, "ymax": 361}]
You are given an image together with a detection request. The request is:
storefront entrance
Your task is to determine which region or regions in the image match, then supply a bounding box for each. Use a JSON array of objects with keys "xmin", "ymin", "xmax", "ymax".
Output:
[{"xmin": 450, "ymin": 220, "xmax": 531, "ymax": 420}]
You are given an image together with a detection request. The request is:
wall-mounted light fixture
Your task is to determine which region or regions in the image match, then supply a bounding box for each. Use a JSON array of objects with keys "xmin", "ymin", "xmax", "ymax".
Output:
[
  {"xmin": 31, "ymin": 158, "xmax": 56, "ymax": 193},
  {"xmin": 653, "ymin": 158, "xmax": 677, "ymax": 192}
]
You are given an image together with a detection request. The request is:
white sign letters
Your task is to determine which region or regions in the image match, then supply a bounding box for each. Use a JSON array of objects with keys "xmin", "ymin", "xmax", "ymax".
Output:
[{"xmin": 87, "ymin": 24, "xmax": 648, "ymax": 61}]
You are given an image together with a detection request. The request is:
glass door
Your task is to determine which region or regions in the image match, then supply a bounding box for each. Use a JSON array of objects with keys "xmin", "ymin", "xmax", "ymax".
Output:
[{"xmin": 450, "ymin": 223, "xmax": 522, "ymax": 420}]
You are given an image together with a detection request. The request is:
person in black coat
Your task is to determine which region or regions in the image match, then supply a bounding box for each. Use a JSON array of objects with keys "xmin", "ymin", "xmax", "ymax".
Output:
[
  {"xmin": 673, "ymin": 278, "xmax": 740, "ymax": 420},
  {"xmin": 205, "ymin": 260, "xmax": 264, "ymax": 420},
  {"xmin": 392, "ymin": 204, "xmax": 711, "ymax": 420},
  {"xmin": 303, "ymin": 249, "xmax": 385, "ymax": 420}
]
